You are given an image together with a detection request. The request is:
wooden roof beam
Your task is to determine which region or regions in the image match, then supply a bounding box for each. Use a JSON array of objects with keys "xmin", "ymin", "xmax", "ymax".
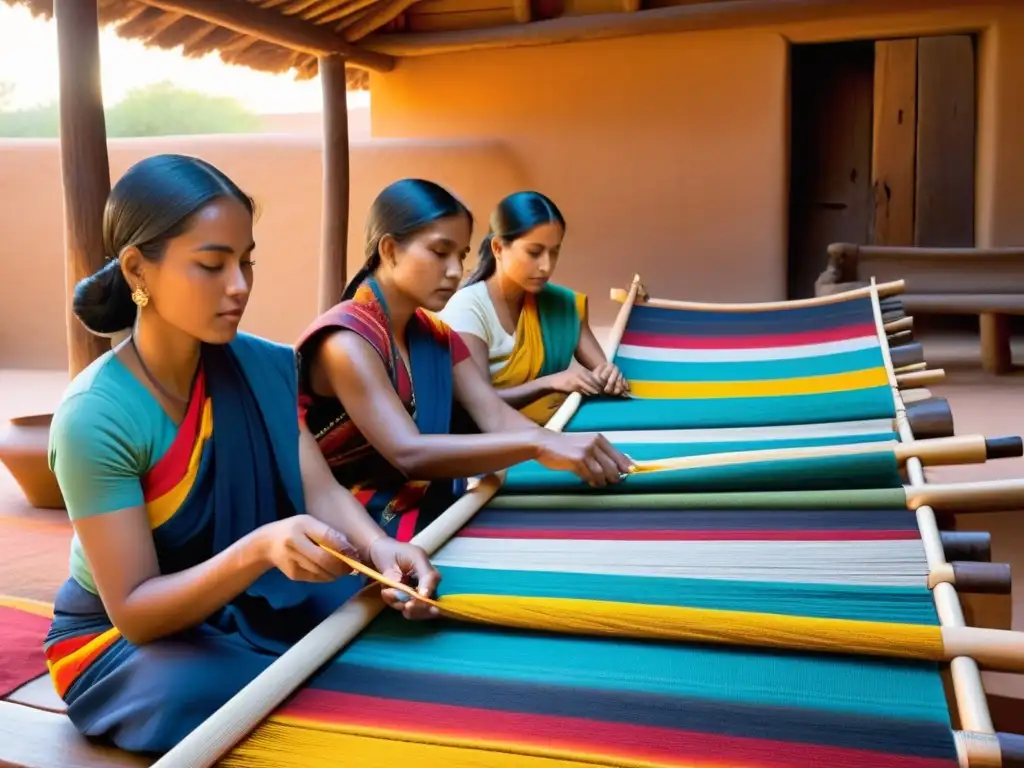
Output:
[
  {"xmin": 136, "ymin": 0, "xmax": 395, "ymax": 71},
  {"xmin": 359, "ymin": 0, "xmax": 977, "ymax": 57}
]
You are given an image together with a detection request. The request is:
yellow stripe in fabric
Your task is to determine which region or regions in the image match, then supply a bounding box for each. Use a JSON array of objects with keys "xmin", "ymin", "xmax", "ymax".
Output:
[
  {"xmin": 435, "ymin": 595, "xmax": 944, "ymax": 662},
  {"xmin": 319, "ymin": 546, "xmax": 944, "ymax": 663},
  {"xmin": 0, "ymin": 594, "xmax": 54, "ymax": 618},
  {"xmin": 229, "ymin": 719, "xmax": 704, "ymax": 768},
  {"xmin": 47, "ymin": 626, "xmax": 122, "ymax": 679},
  {"xmin": 147, "ymin": 398, "xmax": 214, "ymax": 529},
  {"xmin": 629, "ymin": 368, "xmax": 888, "ymax": 400}
]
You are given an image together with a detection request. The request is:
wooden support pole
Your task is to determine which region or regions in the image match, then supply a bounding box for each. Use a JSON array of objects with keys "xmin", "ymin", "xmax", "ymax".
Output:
[
  {"xmin": 55, "ymin": 0, "xmax": 112, "ymax": 378},
  {"xmin": 980, "ymin": 313, "xmax": 1013, "ymax": 374},
  {"xmin": 317, "ymin": 55, "xmax": 350, "ymax": 313}
]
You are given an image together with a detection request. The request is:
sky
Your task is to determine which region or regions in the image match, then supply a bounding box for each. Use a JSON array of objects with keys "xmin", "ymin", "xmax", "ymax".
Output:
[{"xmin": 0, "ymin": 4, "xmax": 369, "ymax": 113}]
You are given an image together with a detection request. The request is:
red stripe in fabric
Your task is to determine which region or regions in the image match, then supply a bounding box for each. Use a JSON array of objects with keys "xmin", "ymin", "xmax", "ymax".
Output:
[
  {"xmin": 396, "ymin": 511, "xmax": 419, "ymax": 543},
  {"xmin": 456, "ymin": 527, "xmax": 918, "ymax": 542},
  {"xmin": 142, "ymin": 370, "xmax": 207, "ymax": 501},
  {"xmin": 281, "ymin": 689, "xmax": 951, "ymax": 768},
  {"xmin": 43, "ymin": 631, "xmax": 101, "ymax": 663},
  {"xmin": 620, "ymin": 323, "xmax": 877, "ymax": 351}
]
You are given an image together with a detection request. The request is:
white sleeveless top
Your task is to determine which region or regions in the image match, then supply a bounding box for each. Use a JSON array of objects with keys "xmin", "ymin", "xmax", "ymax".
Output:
[{"xmin": 438, "ymin": 282, "xmax": 515, "ymax": 377}]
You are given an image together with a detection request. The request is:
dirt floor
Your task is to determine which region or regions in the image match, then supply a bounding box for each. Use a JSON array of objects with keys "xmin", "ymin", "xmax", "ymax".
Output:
[{"xmin": 1, "ymin": 332, "xmax": 1021, "ymax": 609}]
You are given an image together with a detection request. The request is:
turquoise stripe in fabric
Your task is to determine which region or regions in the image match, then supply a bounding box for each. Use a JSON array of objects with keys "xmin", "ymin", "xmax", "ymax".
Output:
[
  {"xmin": 502, "ymin": 450, "xmax": 904, "ymax": 494},
  {"xmin": 347, "ymin": 612, "xmax": 952, "ymax": 724},
  {"xmin": 486, "ymin": 488, "xmax": 908, "ymax": 509},
  {"xmin": 616, "ymin": 348, "xmax": 886, "ymax": 382},
  {"xmin": 589, "ymin": 433, "xmax": 896, "ymax": 460},
  {"xmin": 434, "ymin": 566, "xmax": 940, "ymax": 625},
  {"xmin": 567, "ymin": 387, "xmax": 897, "ymax": 431}
]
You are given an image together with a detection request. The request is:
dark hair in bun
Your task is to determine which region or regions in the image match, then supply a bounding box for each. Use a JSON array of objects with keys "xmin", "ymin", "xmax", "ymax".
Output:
[{"xmin": 73, "ymin": 154, "xmax": 254, "ymax": 336}]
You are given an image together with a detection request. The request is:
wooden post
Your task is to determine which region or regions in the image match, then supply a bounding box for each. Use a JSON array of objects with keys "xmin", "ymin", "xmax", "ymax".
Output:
[
  {"xmin": 979, "ymin": 313, "xmax": 1012, "ymax": 374},
  {"xmin": 317, "ymin": 55, "xmax": 350, "ymax": 313},
  {"xmin": 55, "ymin": 0, "xmax": 111, "ymax": 377}
]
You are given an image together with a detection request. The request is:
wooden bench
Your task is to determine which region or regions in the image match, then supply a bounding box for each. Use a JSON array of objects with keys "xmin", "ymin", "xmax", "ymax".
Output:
[
  {"xmin": 0, "ymin": 676, "xmax": 151, "ymax": 768},
  {"xmin": 815, "ymin": 243, "xmax": 1024, "ymax": 374}
]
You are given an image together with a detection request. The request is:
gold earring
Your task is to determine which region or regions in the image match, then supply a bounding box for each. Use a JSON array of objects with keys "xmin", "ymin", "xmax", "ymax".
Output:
[{"xmin": 131, "ymin": 286, "xmax": 150, "ymax": 308}]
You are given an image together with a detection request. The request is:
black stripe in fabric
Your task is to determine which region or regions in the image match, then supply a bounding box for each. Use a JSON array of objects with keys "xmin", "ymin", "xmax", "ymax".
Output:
[
  {"xmin": 626, "ymin": 299, "xmax": 875, "ymax": 335},
  {"xmin": 309, "ymin": 661, "xmax": 957, "ymax": 760},
  {"xmin": 468, "ymin": 508, "xmax": 920, "ymax": 532}
]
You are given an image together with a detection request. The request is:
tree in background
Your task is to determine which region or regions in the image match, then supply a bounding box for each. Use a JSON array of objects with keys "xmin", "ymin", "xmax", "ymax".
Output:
[{"xmin": 0, "ymin": 80, "xmax": 263, "ymax": 138}]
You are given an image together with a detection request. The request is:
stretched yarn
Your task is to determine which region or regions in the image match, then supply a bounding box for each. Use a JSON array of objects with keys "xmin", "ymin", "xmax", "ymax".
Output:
[{"xmin": 319, "ymin": 546, "xmax": 945, "ymax": 664}]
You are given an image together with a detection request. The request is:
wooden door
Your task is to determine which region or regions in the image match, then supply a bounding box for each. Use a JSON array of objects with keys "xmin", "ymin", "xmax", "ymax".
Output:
[{"xmin": 787, "ymin": 41, "xmax": 875, "ymax": 300}]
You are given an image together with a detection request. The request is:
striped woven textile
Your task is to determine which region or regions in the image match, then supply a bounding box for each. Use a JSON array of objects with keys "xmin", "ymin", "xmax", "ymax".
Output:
[
  {"xmin": 567, "ymin": 296, "xmax": 896, "ymax": 431},
  {"xmin": 220, "ymin": 287, "xmax": 960, "ymax": 768}
]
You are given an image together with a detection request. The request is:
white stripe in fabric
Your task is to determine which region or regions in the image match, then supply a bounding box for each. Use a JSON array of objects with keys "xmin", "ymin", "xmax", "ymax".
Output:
[
  {"xmin": 615, "ymin": 335, "xmax": 879, "ymax": 363},
  {"xmin": 599, "ymin": 419, "xmax": 898, "ymax": 444},
  {"xmin": 433, "ymin": 539, "xmax": 928, "ymax": 588}
]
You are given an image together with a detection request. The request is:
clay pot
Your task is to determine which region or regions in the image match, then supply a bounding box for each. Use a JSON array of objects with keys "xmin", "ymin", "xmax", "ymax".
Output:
[{"xmin": 0, "ymin": 413, "xmax": 66, "ymax": 510}]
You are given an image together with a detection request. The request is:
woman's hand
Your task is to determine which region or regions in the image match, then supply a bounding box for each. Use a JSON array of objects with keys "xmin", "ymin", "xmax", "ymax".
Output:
[
  {"xmin": 366, "ymin": 536, "xmax": 442, "ymax": 621},
  {"xmin": 549, "ymin": 367, "xmax": 604, "ymax": 396},
  {"xmin": 592, "ymin": 361, "xmax": 629, "ymax": 396},
  {"xmin": 535, "ymin": 431, "xmax": 634, "ymax": 487},
  {"xmin": 257, "ymin": 515, "xmax": 358, "ymax": 582}
]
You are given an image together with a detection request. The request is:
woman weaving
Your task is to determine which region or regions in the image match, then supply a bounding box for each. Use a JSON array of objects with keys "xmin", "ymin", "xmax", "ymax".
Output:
[
  {"xmin": 439, "ymin": 191, "xmax": 629, "ymax": 426},
  {"xmin": 296, "ymin": 179, "xmax": 631, "ymax": 542},
  {"xmin": 44, "ymin": 155, "xmax": 439, "ymax": 755}
]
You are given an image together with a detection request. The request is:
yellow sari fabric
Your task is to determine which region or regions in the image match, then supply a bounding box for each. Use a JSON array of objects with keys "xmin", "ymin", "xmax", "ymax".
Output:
[{"xmin": 492, "ymin": 287, "xmax": 587, "ymax": 425}]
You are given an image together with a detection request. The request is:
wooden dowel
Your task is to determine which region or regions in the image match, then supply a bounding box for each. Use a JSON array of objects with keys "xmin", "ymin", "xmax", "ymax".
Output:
[
  {"xmin": 897, "ymin": 368, "xmax": 946, "ymax": 387},
  {"xmin": 630, "ymin": 435, "xmax": 1017, "ymax": 476},
  {"xmin": 942, "ymin": 626, "xmax": 1024, "ymax": 672},
  {"xmin": 889, "ymin": 341, "xmax": 925, "ymax": 368},
  {"xmin": 894, "ymin": 362, "xmax": 928, "ymax": 374},
  {"xmin": 905, "ymin": 396, "xmax": 955, "ymax": 438},
  {"xmin": 901, "ymin": 387, "xmax": 933, "ymax": 403},
  {"xmin": 887, "ymin": 329, "xmax": 915, "ymax": 345},
  {"xmin": 955, "ymin": 729, "xmax": 1024, "ymax": 767},
  {"xmin": 609, "ymin": 279, "xmax": 905, "ymax": 311},
  {"xmin": 907, "ymin": 478, "xmax": 1024, "ymax": 513},
  {"xmin": 941, "ymin": 531, "xmax": 992, "ymax": 562},
  {"xmin": 884, "ymin": 316, "xmax": 914, "ymax": 333},
  {"xmin": 928, "ymin": 562, "xmax": 1013, "ymax": 594}
]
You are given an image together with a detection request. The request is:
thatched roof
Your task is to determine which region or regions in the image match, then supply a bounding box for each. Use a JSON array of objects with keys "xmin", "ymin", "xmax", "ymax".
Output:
[{"xmin": 2, "ymin": 0, "xmax": 414, "ymax": 90}]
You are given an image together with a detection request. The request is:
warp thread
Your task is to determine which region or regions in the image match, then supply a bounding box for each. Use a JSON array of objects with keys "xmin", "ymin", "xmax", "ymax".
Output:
[{"xmin": 319, "ymin": 545, "xmax": 944, "ymax": 664}]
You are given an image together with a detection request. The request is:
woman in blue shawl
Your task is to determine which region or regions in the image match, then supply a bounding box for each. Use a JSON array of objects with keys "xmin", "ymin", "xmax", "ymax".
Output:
[{"xmin": 43, "ymin": 154, "xmax": 439, "ymax": 755}]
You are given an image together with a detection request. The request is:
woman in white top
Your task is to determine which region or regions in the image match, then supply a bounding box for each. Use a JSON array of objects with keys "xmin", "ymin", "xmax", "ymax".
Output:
[{"xmin": 439, "ymin": 191, "xmax": 628, "ymax": 426}]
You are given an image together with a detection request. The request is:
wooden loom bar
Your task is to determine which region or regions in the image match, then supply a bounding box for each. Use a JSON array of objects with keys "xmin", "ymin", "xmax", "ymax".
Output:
[
  {"xmin": 54, "ymin": 0, "xmax": 112, "ymax": 378},
  {"xmin": 631, "ymin": 434, "xmax": 1022, "ymax": 474},
  {"xmin": 359, "ymin": 0, "xmax": 974, "ymax": 57},
  {"xmin": 152, "ymin": 275, "xmax": 644, "ymax": 767},
  {"xmin": 611, "ymin": 278, "xmax": 906, "ymax": 311},
  {"xmin": 866, "ymin": 282, "xmax": 997, "ymax": 751},
  {"xmin": 316, "ymin": 54, "xmax": 350, "ymax": 313},
  {"xmin": 134, "ymin": 0, "xmax": 395, "ymax": 71}
]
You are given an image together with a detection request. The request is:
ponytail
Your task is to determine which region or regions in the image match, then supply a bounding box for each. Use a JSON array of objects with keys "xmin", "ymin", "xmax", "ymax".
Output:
[
  {"xmin": 73, "ymin": 259, "xmax": 136, "ymax": 337},
  {"xmin": 462, "ymin": 191, "xmax": 565, "ymax": 288},
  {"xmin": 341, "ymin": 256, "xmax": 380, "ymax": 301},
  {"xmin": 462, "ymin": 232, "xmax": 498, "ymax": 286}
]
